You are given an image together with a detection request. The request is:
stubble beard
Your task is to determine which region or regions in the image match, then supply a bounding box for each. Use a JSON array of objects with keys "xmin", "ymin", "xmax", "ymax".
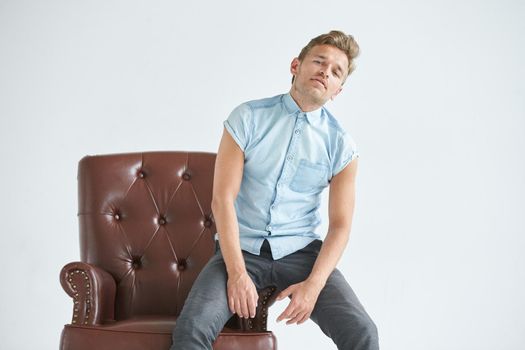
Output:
[{"xmin": 294, "ymin": 81, "xmax": 326, "ymax": 107}]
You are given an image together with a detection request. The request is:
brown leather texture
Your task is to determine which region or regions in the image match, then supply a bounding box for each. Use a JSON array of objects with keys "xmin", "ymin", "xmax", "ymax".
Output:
[
  {"xmin": 60, "ymin": 317, "xmax": 277, "ymax": 350},
  {"xmin": 60, "ymin": 151, "xmax": 277, "ymax": 349}
]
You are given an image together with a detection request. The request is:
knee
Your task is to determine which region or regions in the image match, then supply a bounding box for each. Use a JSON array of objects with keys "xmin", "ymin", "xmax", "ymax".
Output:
[
  {"xmin": 171, "ymin": 315, "xmax": 223, "ymax": 349},
  {"xmin": 349, "ymin": 315, "xmax": 379, "ymax": 350},
  {"xmin": 360, "ymin": 316, "xmax": 379, "ymax": 342},
  {"xmin": 330, "ymin": 313, "xmax": 378, "ymax": 350}
]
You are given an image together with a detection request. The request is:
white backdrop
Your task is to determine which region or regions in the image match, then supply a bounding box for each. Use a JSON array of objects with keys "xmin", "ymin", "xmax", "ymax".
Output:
[{"xmin": 1, "ymin": 0, "xmax": 524, "ymax": 349}]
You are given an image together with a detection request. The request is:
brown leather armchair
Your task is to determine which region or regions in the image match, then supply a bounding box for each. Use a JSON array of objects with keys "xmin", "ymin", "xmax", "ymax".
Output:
[{"xmin": 59, "ymin": 151, "xmax": 278, "ymax": 350}]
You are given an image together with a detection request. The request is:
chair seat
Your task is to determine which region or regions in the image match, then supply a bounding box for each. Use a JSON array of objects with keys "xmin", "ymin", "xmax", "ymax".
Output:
[{"xmin": 60, "ymin": 315, "xmax": 276, "ymax": 350}]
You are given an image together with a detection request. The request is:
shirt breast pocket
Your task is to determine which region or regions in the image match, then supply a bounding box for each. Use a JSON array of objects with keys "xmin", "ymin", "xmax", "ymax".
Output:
[{"xmin": 289, "ymin": 159, "xmax": 330, "ymax": 193}]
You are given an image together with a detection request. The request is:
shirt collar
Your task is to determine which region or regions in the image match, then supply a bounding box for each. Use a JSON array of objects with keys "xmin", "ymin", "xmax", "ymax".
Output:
[{"xmin": 282, "ymin": 92, "xmax": 324, "ymax": 125}]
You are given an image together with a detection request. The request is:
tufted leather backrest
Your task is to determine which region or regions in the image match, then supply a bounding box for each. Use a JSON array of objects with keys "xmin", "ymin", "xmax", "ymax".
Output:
[{"xmin": 77, "ymin": 151, "xmax": 217, "ymax": 320}]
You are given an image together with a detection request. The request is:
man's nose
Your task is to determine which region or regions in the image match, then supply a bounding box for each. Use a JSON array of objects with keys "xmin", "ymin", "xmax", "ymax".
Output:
[{"xmin": 319, "ymin": 64, "xmax": 331, "ymax": 79}]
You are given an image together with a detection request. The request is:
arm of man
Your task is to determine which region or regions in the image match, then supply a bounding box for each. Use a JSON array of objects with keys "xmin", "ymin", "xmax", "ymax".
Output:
[
  {"xmin": 276, "ymin": 157, "xmax": 358, "ymax": 325},
  {"xmin": 211, "ymin": 127, "xmax": 259, "ymax": 319}
]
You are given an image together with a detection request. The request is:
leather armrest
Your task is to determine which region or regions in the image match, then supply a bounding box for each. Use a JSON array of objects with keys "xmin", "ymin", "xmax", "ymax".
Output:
[
  {"xmin": 60, "ymin": 262, "xmax": 116, "ymax": 326},
  {"xmin": 224, "ymin": 286, "xmax": 278, "ymax": 332}
]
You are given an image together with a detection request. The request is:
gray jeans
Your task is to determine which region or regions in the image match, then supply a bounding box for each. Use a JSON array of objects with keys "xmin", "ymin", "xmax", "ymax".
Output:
[{"xmin": 170, "ymin": 239, "xmax": 379, "ymax": 350}]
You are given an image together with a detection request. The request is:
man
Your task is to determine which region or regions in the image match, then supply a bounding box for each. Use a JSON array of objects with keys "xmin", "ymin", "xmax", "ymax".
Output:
[{"xmin": 171, "ymin": 30, "xmax": 379, "ymax": 350}]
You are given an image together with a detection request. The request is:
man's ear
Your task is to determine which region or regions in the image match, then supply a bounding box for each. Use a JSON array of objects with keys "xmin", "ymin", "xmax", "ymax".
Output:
[
  {"xmin": 330, "ymin": 86, "xmax": 343, "ymax": 101},
  {"xmin": 290, "ymin": 57, "xmax": 300, "ymax": 76}
]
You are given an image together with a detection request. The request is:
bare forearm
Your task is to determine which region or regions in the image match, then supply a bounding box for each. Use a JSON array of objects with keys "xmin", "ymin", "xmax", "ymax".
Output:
[
  {"xmin": 308, "ymin": 159, "xmax": 358, "ymax": 289},
  {"xmin": 276, "ymin": 227, "xmax": 351, "ymax": 325},
  {"xmin": 212, "ymin": 199, "xmax": 246, "ymax": 277},
  {"xmin": 306, "ymin": 228, "xmax": 350, "ymax": 288}
]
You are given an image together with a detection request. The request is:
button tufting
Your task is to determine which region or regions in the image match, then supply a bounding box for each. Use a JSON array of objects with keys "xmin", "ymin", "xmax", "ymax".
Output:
[
  {"xmin": 114, "ymin": 213, "xmax": 120, "ymax": 220},
  {"xmin": 182, "ymin": 173, "xmax": 191, "ymax": 181},
  {"xmin": 178, "ymin": 259, "xmax": 187, "ymax": 270},
  {"xmin": 132, "ymin": 257, "xmax": 142, "ymax": 269},
  {"xmin": 158, "ymin": 217, "xmax": 166, "ymax": 225},
  {"xmin": 204, "ymin": 218, "xmax": 213, "ymax": 227}
]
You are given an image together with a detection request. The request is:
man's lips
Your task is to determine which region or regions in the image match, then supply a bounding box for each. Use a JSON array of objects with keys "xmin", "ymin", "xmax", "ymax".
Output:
[{"xmin": 311, "ymin": 78, "xmax": 326, "ymax": 89}]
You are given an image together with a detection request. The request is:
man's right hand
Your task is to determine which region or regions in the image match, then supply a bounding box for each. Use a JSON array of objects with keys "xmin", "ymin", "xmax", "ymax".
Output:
[{"xmin": 227, "ymin": 271, "xmax": 259, "ymax": 319}]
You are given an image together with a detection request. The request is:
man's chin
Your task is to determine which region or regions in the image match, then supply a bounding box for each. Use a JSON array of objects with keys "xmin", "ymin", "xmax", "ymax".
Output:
[
  {"xmin": 306, "ymin": 90, "xmax": 327, "ymax": 104},
  {"xmin": 302, "ymin": 86, "xmax": 321, "ymax": 96}
]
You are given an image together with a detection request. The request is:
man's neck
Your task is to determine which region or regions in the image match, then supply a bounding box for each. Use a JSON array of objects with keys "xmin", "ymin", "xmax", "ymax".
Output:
[{"xmin": 289, "ymin": 88, "xmax": 323, "ymax": 112}]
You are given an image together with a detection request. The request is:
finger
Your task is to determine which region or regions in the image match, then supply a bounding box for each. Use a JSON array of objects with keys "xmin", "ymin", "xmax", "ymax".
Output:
[
  {"xmin": 288, "ymin": 309, "xmax": 308, "ymax": 325},
  {"xmin": 286, "ymin": 314, "xmax": 301, "ymax": 325},
  {"xmin": 234, "ymin": 297, "xmax": 242, "ymax": 317},
  {"xmin": 228, "ymin": 296, "xmax": 235, "ymax": 314},
  {"xmin": 277, "ymin": 302, "xmax": 296, "ymax": 322},
  {"xmin": 276, "ymin": 308, "xmax": 289, "ymax": 322},
  {"xmin": 248, "ymin": 293, "xmax": 258, "ymax": 318},
  {"xmin": 286, "ymin": 314, "xmax": 301, "ymax": 324},
  {"xmin": 276, "ymin": 286, "xmax": 293, "ymax": 300},
  {"xmin": 297, "ymin": 313, "xmax": 310, "ymax": 325},
  {"xmin": 240, "ymin": 296, "xmax": 250, "ymax": 319}
]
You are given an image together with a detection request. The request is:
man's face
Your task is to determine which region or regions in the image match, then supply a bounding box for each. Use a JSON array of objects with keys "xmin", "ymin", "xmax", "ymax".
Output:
[{"xmin": 290, "ymin": 44, "xmax": 349, "ymax": 106}]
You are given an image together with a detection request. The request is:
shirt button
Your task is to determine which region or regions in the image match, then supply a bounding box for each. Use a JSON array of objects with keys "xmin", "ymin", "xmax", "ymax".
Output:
[
  {"xmin": 294, "ymin": 129, "xmax": 301, "ymax": 135},
  {"xmin": 277, "ymin": 183, "xmax": 282, "ymax": 187},
  {"xmin": 266, "ymin": 225, "xmax": 272, "ymax": 231},
  {"xmin": 271, "ymin": 205, "xmax": 275, "ymax": 209},
  {"xmin": 286, "ymin": 155, "xmax": 293, "ymax": 161}
]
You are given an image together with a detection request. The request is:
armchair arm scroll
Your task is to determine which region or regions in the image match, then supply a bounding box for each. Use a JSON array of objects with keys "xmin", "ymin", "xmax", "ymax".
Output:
[
  {"xmin": 225, "ymin": 286, "xmax": 278, "ymax": 332},
  {"xmin": 60, "ymin": 262, "xmax": 116, "ymax": 326}
]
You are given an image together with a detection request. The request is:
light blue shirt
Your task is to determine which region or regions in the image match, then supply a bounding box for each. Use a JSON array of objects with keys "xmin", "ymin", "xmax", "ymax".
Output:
[{"xmin": 216, "ymin": 92, "xmax": 359, "ymax": 259}]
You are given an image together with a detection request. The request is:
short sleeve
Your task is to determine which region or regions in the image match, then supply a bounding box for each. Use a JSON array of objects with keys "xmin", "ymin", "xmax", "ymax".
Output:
[
  {"xmin": 331, "ymin": 132, "xmax": 359, "ymax": 177},
  {"xmin": 223, "ymin": 103, "xmax": 253, "ymax": 152}
]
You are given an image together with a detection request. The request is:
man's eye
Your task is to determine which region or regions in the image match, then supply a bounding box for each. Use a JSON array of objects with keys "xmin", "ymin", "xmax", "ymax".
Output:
[
  {"xmin": 313, "ymin": 60, "xmax": 321, "ymax": 64},
  {"xmin": 333, "ymin": 71, "xmax": 340, "ymax": 78}
]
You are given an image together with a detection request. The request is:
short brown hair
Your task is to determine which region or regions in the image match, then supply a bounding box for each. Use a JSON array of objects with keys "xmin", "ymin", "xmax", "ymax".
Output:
[{"xmin": 293, "ymin": 30, "xmax": 360, "ymax": 84}]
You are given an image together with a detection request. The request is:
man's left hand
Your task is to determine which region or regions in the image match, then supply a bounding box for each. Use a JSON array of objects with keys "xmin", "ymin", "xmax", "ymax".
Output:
[{"xmin": 275, "ymin": 279, "xmax": 324, "ymax": 325}]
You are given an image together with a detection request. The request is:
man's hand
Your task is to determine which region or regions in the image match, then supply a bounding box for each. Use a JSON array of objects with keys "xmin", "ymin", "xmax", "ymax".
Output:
[
  {"xmin": 227, "ymin": 272, "xmax": 259, "ymax": 319},
  {"xmin": 275, "ymin": 279, "xmax": 324, "ymax": 325}
]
